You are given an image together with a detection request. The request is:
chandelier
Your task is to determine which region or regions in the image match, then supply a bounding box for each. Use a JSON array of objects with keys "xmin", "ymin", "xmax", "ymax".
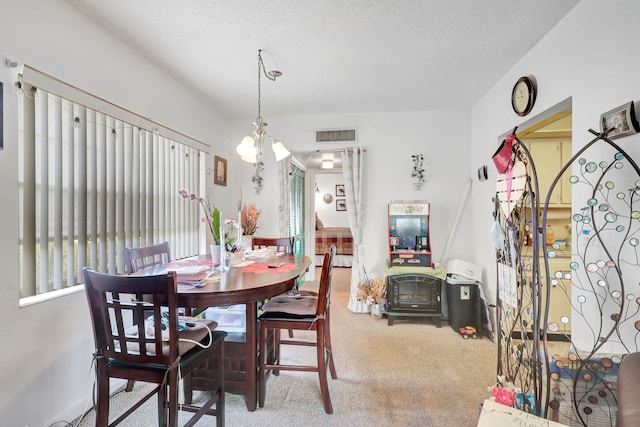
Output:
[{"xmin": 236, "ymin": 49, "xmax": 290, "ymax": 194}]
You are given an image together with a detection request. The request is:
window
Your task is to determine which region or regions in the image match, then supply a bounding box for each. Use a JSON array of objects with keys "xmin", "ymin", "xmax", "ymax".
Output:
[
  {"xmin": 18, "ymin": 75, "xmax": 207, "ymax": 299},
  {"xmin": 289, "ymin": 164, "xmax": 305, "ymax": 255}
]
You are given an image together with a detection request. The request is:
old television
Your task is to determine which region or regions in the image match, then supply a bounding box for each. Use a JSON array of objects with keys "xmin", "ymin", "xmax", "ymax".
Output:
[{"xmin": 388, "ymin": 201, "xmax": 432, "ymax": 267}]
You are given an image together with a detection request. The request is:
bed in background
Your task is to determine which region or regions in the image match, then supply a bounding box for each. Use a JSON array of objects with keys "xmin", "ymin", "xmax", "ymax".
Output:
[{"xmin": 315, "ymin": 227, "xmax": 353, "ymax": 267}]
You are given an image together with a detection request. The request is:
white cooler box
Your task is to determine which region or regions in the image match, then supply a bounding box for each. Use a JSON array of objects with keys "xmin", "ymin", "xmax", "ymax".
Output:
[{"xmin": 204, "ymin": 305, "xmax": 246, "ymax": 333}]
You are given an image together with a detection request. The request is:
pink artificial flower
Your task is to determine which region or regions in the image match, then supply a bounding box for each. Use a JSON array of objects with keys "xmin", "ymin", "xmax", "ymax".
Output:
[
  {"xmin": 180, "ymin": 188, "xmax": 217, "ymax": 242},
  {"xmin": 492, "ymin": 387, "xmax": 516, "ymax": 407}
]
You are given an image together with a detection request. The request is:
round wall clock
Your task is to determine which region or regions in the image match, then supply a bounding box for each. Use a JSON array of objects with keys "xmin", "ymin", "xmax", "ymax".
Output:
[
  {"xmin": 323, "ymin": 193, "xmax": 333, "ymax": 204},
  {"xmin": 511, "ymin": 76, "xmax": 537, "ymax": 117}
]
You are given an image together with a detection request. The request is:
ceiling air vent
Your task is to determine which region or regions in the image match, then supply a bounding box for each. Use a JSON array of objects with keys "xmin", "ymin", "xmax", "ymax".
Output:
[{"xmin": 315, "ymin": 129, "xmax": 357, "ymax": 143}]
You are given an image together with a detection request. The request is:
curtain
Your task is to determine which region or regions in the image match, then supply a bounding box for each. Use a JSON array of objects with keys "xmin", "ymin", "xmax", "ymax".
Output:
[
  {"xmin": 288, "ymin": 163, "xmax": 305, "ymax": 255},
  {"xmin": 278, "ymin": 156, "xmax": 292, "ymax": 237},
  {"xmin": 341, "ymin": 147, "xmax": 368, "ymax": 313},
  {"xmin": 18, "ymin": 85, "xmax": 204, "ymax": 297}
]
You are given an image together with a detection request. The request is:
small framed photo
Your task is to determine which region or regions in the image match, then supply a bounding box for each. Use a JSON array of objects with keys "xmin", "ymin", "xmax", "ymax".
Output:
[
  {"xmin": 600, "ymin": 101, "xmax": 639, "ymax": 140},
  {"xmin": 336, "ymin": 199, "xmax": 346, "ymax": 211},
  {"xmin": 335, "ymin": 184, "xmax": 345, "ymax": 197},
  {"xmin": 214, "ymin": 156, "xmax": 227, "ymax": 186}
]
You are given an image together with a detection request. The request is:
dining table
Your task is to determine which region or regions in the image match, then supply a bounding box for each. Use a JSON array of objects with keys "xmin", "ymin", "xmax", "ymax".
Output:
[{"xmin": 136, "ymin": 253, "xmax": 312, "ymax": 411}]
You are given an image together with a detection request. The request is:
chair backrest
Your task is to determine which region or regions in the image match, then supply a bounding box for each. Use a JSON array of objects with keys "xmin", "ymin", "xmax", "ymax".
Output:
[
  {"xmin": 123, "ymin": 242, "xmax": 171, "ymax": 274},
  {"xmin": 252, "ymin": 237, "xmax": 295, "ymax": 254},
  {"xmin": 316, "ymin": 245, "xmax": 336, "ymax": 316},
  {"xmin": 82, "ymin": 268, "xmax": 180, "ymax": 365}
]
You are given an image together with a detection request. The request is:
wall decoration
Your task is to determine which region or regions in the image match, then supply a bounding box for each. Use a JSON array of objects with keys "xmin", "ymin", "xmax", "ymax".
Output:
[
  {"xmin": 411, "ymin": 154, "xmax": 425, "ymax": 189},
  {"xmin": 600, "ymin": 101, "xmax": 639, "ymax": 139},
  {"xmin": 336, "ymin": 199, "xmax": 346, "ymax": 211},
  {"xmin": 335, "ymin": 184, "xmax": 345, "ymax": 197},
  {"xmin": 494, "ymin": 128, "xmax": 640, "ymax": 425},
  {"xmin": 0, "ymin": 81, "xmax": 3, "ymax": 150},
  {"xmin": 214, "ymin": 156, "xmax": 227, "ymax": 186}
]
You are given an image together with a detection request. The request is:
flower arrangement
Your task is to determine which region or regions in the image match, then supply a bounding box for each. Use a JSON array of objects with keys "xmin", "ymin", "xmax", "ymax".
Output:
[
  {"xmin": 411, "ymin": 154, "xmax": 425, "ymax": 188},
  {"xmin": 357, "ymin": 277, "xmax": 386, "ymax": 305},
  {"xmin": 222, "ymin": 217, "xmax": 242, "ymax": 253},
  {"xmin": 179, "ymin": 188, "xmax": 219, "ymax": 243},
  {"xmin": 237, "ymin": 195, "xmax": 261, "ymax": 236}
]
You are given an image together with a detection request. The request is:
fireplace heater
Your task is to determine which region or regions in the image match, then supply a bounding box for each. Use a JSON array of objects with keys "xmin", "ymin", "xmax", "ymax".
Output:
[{"xmin": 385, "ymin": 273, "xmax": 443, "ymax": 326}]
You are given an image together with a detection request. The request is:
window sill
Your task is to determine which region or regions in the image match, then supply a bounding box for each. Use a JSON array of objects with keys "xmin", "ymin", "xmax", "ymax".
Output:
[{"xmin": 20, "ymin": 284, "xmax": 85, "ymax": 308}]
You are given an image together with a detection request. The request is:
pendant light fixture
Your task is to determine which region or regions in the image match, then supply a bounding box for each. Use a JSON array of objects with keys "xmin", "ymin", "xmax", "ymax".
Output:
[{"xmin": 236, "ymin": 49, "xmax": 290, "ymax": 194}]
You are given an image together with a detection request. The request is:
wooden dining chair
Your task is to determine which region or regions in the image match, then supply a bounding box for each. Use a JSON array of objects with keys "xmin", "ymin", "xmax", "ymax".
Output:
[
  {"xmin": 82, "ymin": 268, "xmax": 226, "ymax": 427},
  {"xmin": 122, "ymin": 241, "xmax": 178, "ymax": 391},
  {"xmin": 251, "ymin": 236, "xmax": 295, "ymax": 254},
  {"xmin": 123, "ymin": 241, "xmax": 171, "ymax": 274},
  {"xmin": 258, "ymin": 245, "xmax": 337, "ymax": 414},
  {"xmin": 252, "ymin": 236, "xmax": 297, "ymax": 338}
]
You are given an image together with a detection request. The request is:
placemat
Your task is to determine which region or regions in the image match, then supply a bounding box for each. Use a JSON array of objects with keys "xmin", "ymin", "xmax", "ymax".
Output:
[{"xmin": 241, "ymin": 262, "xmax": 298, "ymax": 274}]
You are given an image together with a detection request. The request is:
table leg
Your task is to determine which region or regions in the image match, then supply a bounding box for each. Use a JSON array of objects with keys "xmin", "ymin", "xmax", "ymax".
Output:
[{"xmin": 245, "ymin": 301, "xmax": 258, "ymax": 411}]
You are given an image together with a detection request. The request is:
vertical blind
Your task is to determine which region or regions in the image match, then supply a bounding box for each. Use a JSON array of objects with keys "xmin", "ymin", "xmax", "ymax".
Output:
[
  {"xmin": 289, "ymin": 164, "xmax": 305, "ymax": 254},
  {"xmin": 18, "ymin": 85, "xmax": 206, "ymax": 298}
]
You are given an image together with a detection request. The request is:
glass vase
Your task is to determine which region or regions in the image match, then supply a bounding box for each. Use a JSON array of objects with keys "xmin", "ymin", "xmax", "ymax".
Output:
[
  {"xmin": 210, "ymin": 244, "xmax": 221, "ymax": 266},
  {"xmin": 370, "ymin": 303, "xmax": 383, "ymax": 319}
]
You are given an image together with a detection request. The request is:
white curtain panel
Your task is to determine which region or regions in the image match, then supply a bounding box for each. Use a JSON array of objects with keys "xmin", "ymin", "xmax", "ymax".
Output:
[
  {"xmin": 278, "ymin": 156, "xmax": 292, "ymax": 237},
  {"xmin": 341, "ymin": 147, "xmax": 368, "ymax": 313}
]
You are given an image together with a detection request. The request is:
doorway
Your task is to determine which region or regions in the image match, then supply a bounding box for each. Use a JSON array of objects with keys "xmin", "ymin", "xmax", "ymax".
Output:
[
  {"xmin": 517, "ymin": 100, "xmax": 572, "ymax": 338},
  {"xmin": 292, "ymin": 151, "xmax": 345, "ymax": 277}
]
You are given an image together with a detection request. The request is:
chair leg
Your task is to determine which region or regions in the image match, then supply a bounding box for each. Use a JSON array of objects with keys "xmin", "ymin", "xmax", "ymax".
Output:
[
  {"xmin": 258, "ymin": 321, "xmax": 268, "ymax": 408},
  {"xmin": 325, "ymin": 309, "xmax": 338, "ymax": 379},
  {"xmin": 183, "ymin": 372, "xmax": 193, "ymax": 404},
  {"xmin": 273, "ymin": 328, "xmax": 281, "ymax": 376},
  {"xmin": 216, "ymin": 339, "xmax": 225, "ymax": 427},
  {"xmin": 316, "ymin": 320, "xmax": 333, "ymax": 414},
  {"xmin": 167, "ymin": 368, "xmax": 179, "ymax": 427},
  {"xmin": 125, "ymin": 379, "xmax": 135, "ymax": 392},
  {"xmin": 157, "ymin": 383, "xmax": 168, "ymax": 427},
  {"xmin": 95, "ymin": 362, "xmax": 110, "ymax": 427}
]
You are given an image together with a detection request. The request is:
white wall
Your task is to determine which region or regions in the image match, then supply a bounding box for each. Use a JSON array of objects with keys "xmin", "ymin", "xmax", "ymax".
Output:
[
  {"xmin": 315, "ymin": 172, "xmax": 349, "ymax": 227},
  {"xmin": 469, "ymin": 0, "xmax": 640, "ymax": 353},
  {"xmin": 230, "ymin": 110, "xmax": 474, "ymax": 278},
  {"xmin": 0, "ymin": 1, "xmax": 229, "ymax": 425}
]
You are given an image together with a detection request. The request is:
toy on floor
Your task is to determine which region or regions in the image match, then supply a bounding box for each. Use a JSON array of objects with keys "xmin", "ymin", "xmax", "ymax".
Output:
[{"xmin": 459, "ymin": 326, "xmax": 478, "ymax": 339}]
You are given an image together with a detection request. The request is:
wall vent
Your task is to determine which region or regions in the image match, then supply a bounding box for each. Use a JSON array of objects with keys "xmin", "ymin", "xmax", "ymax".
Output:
[{"xmin": 315, "ymin": 129, "xmax": 357, "ymax": 143}]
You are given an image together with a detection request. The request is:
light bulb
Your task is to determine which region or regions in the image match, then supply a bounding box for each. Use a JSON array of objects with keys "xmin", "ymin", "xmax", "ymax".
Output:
[
  {"xmin": 236, "ymin": 135, "xmax": 257, "ymax": 162},
  {"xmin": 271, "ymin": 140, "xmax": 290, "ymax": 161}
]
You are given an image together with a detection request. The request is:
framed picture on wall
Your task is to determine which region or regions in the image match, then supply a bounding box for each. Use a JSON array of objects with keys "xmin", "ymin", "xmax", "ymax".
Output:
[
  {"xmin": 336, "ymin": 199, "xmax": 346, "ymax": 211},
  {"xmin": 214, "ymin": 156, "xmax": 227, "ymax": 186},
  {"xmin": 600, "ymin": 101, "xmax": 639, "ymax": 140},
  {"xmin": 336, "ymin": 184, "xmax": 345, "ymax": 197}
]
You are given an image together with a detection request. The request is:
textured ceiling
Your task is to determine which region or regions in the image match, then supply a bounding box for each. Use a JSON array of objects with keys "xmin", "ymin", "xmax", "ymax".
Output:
[{"xmin": 65, "ymin": 0, "xmax": 579, "ymax": 122}]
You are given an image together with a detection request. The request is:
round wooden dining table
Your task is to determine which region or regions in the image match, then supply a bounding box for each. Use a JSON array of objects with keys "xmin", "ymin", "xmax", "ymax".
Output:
[{"xmin": 169, "ymin": 254, "xmax": 312, "ymax": 411}]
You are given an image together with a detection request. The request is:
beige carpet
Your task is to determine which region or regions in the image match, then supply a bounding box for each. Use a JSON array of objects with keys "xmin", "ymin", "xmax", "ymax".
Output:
[{"xmin": 75, "ymin": 267, "xmax": 497, "ymax": 427}]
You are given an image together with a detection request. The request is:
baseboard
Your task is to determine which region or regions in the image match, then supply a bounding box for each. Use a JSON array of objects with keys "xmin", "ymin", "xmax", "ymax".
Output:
[{"xmin": 46, "ymin": 379, "xmax": 127, "ymax": 426}]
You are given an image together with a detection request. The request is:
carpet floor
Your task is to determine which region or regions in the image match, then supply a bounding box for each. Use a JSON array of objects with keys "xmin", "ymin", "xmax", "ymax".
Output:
[{"xmin": 75, "ymin": 267, "xmax": 497, "ymax": 427}]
